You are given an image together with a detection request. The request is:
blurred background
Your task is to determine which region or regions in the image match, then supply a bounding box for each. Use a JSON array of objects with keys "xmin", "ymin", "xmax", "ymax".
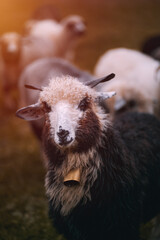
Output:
[{"xmin": 0, "ymin": 0, "xmax": 160, "ymax": 239}]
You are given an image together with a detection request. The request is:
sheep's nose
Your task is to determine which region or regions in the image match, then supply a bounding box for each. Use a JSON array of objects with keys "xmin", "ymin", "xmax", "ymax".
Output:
[
  {"xmin": 57, "ymin": 128, "xmax": 73, "ymax": 146},
  {"xmin": 57, "ymin": 129, "xmax": 69, "ymax": 139}
]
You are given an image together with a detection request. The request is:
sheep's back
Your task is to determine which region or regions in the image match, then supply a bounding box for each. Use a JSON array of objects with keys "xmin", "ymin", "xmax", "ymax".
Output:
[
  {"xmin": 19, "ymin": 57, "xmax": 94, "ymax": 106},
  {"xmin": 113, "ymin": 111, "xmax": 160, "ymax": 222},
  {"xmin": 95, "ymin": 48, "xmax": 159, "ymax": 97}
]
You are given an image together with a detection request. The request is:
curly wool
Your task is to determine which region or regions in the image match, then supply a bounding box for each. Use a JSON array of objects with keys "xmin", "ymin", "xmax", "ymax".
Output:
[{"xmin": 39, "ymin": 76, "xmax": 96, "ymax": 107}]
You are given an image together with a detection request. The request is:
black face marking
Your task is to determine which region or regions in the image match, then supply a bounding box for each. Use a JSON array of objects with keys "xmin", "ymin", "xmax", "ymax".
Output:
[
  {"xmin": 42, "ymin": 117, "xmax": 66, "ymax": 167},
  {"xmin": 75, "ymin": 110, "xmax": 101, "ymax": 153},
  {"xmin": 78, "ymin": 97, "xmax": 91, "ymax": 111}
]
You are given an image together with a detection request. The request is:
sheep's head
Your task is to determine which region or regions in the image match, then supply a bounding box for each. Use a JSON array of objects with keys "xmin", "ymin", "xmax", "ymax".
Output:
[
  {"xmin": 61, "ymin": 15, "xmax": 86, "ymax": 37},
  {"xmin": 16, "ymin": 74, "xmax": 115, "ymax": 151},
  {"xmin": 0, "ymin": 32, "xmax": 22, "ymax": 63}
]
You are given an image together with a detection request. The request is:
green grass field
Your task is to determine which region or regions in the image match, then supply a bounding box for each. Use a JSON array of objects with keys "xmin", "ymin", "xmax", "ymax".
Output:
[{"xmin": 0, "ymin": 0, "xmax": 160, "ymax": 239}]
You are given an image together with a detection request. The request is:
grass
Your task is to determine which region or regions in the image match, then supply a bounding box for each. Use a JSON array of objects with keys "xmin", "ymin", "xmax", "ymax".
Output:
[
  {"xmin": 0, "ymin": 116, "xmax": 64, "ymax": 239},
  {"xmin": 0, "ymin": 0, "xmax": 160, "ymax": 239}
]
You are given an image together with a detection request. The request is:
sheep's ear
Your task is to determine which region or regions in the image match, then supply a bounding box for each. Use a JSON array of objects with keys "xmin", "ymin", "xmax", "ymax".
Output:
[
  {"xmin": 16, "ymin": 103, "xmax": 45, "ymax": 121},
  {"xmin": 96, "ymin": 91, "xmax": 116, "ymax": 102},
  {"xmin": 86, "ymin": 73, "xmax": 115, "ymax": 88}
]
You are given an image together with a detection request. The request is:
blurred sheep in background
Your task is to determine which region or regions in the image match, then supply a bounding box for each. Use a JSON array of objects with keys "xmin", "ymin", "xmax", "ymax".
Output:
[
  {"xmin": 19, "ymin": 57, "xmax": 94, "ymax": 139},
  {"xmin": 141, "ymin": 35, "xmax": 160, "ymax": 61},
  {"xmin": 0, "ymin": 32, "xmax": 22, "ymax": 110},
  {"xmin": 94, "ymin": 48, "xmax": 160, "ymax": 118},
  {"xmin": 24, "ymin": 15, "xmax": 86, "ymax": 61},
  {"xmin": 0, "ymin": 32, "xmax": 55, "ymax": 110},
  {"xmin": 0, "ymin": 10, "xmax": 86, "ymax": 111}
]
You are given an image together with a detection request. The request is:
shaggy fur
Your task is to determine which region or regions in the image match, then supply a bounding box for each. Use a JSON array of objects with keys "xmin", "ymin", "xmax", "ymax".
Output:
[
  {"xmin": 39, "ymin": 76, "xmax": 96, "ymax": 106},
  {"xmin": 46, "ymin": 112, "xmax": 160, "ymax": 240},
  {"xmin": 45, "ymin": 147, "xmax": 102, "ymax": 216}
]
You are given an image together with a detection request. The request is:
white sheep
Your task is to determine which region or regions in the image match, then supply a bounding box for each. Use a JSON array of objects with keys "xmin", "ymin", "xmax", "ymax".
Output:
[
  {"xmin": 24, "ymin": 15, "xmax": 86, "ymax": 61},
  {"xmin": 0, "ymin": 32, "xmax": 22, "ymax": 110},
  {"xmin": 16, "ymin": 74, "xmax": 160, "ymax": 240},
  {"xmin": 94, "ymin": 48, "xmax": 160, "ymax": 117}
]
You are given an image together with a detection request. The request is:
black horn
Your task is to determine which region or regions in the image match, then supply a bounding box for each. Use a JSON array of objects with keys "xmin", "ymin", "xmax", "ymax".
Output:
[
  {"xmin": 25, "ymin": 84, "xmax": 42, "ymax": 91},
  {"xmin": 86, "ymin": 73, "xmax": 115, "ymax": 88}
]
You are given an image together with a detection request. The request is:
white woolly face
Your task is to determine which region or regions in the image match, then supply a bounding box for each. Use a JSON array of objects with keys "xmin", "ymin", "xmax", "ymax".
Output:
[
  {"xmin": 39, "ymin": 76, "xmax": 98, "ymax": 148},
  {"xmin": 48, "ymin": 100, "xmax": 83, "ymax": 147},
  {"xmin": 16, "ymin": 75, "xmax": 116, "ymax": 150}
]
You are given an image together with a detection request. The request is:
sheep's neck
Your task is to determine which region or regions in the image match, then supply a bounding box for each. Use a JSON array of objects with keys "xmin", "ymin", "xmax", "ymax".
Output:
[
  {"xmin": 43, "ymin": 122, "xmax": 134, "ymax": 194},
  {"xmin": 44, "ymin": 126, "xmax": 135, "ymax": 216}
]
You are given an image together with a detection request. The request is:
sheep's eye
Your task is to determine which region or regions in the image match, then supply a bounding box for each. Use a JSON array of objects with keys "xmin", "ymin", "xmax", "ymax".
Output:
[
  {"xmin": 78, "ymin": 97, "xmax": 90, "ymax": 111},
  {"xmin": 42, "ymin": 101, "xmax": 51, "ymax": 112}
]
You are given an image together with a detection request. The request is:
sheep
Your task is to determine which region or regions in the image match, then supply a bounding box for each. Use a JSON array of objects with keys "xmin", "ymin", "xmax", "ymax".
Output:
[
  {"xmin": 94, "ymin": 48, "xmax": 160, "ymax": 118},
  {"xmin": 141, "ymin": 35, "xmax": 160, "ymax": 61},
  {"xmin": 0, "ymin": 14, "xmax": 86, "ymax": 108},
  {"xmin": 16, "ymin": 74, "xmax": 160, "ymax": 240},
  {"xmin": 0, "ymin": 15, "xmax": 86, "ymax": 109},
  {"xmin": 0, "ymin": 32, "xmax": 56, "ymax": 110},
  {"xmin": 0, "ymin": 32, "xmax": 22, "ymax": 110},
  {"xmin": 24, "ymin": 15, "xmax": 86, "ymax": 61},
  {"xmin": 19, "ymin": 57, "xmax": 94, "ymax": 139},
  {"xmin": 0, "ymin": 14, "xmax": 86, "ymax": 105}
]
